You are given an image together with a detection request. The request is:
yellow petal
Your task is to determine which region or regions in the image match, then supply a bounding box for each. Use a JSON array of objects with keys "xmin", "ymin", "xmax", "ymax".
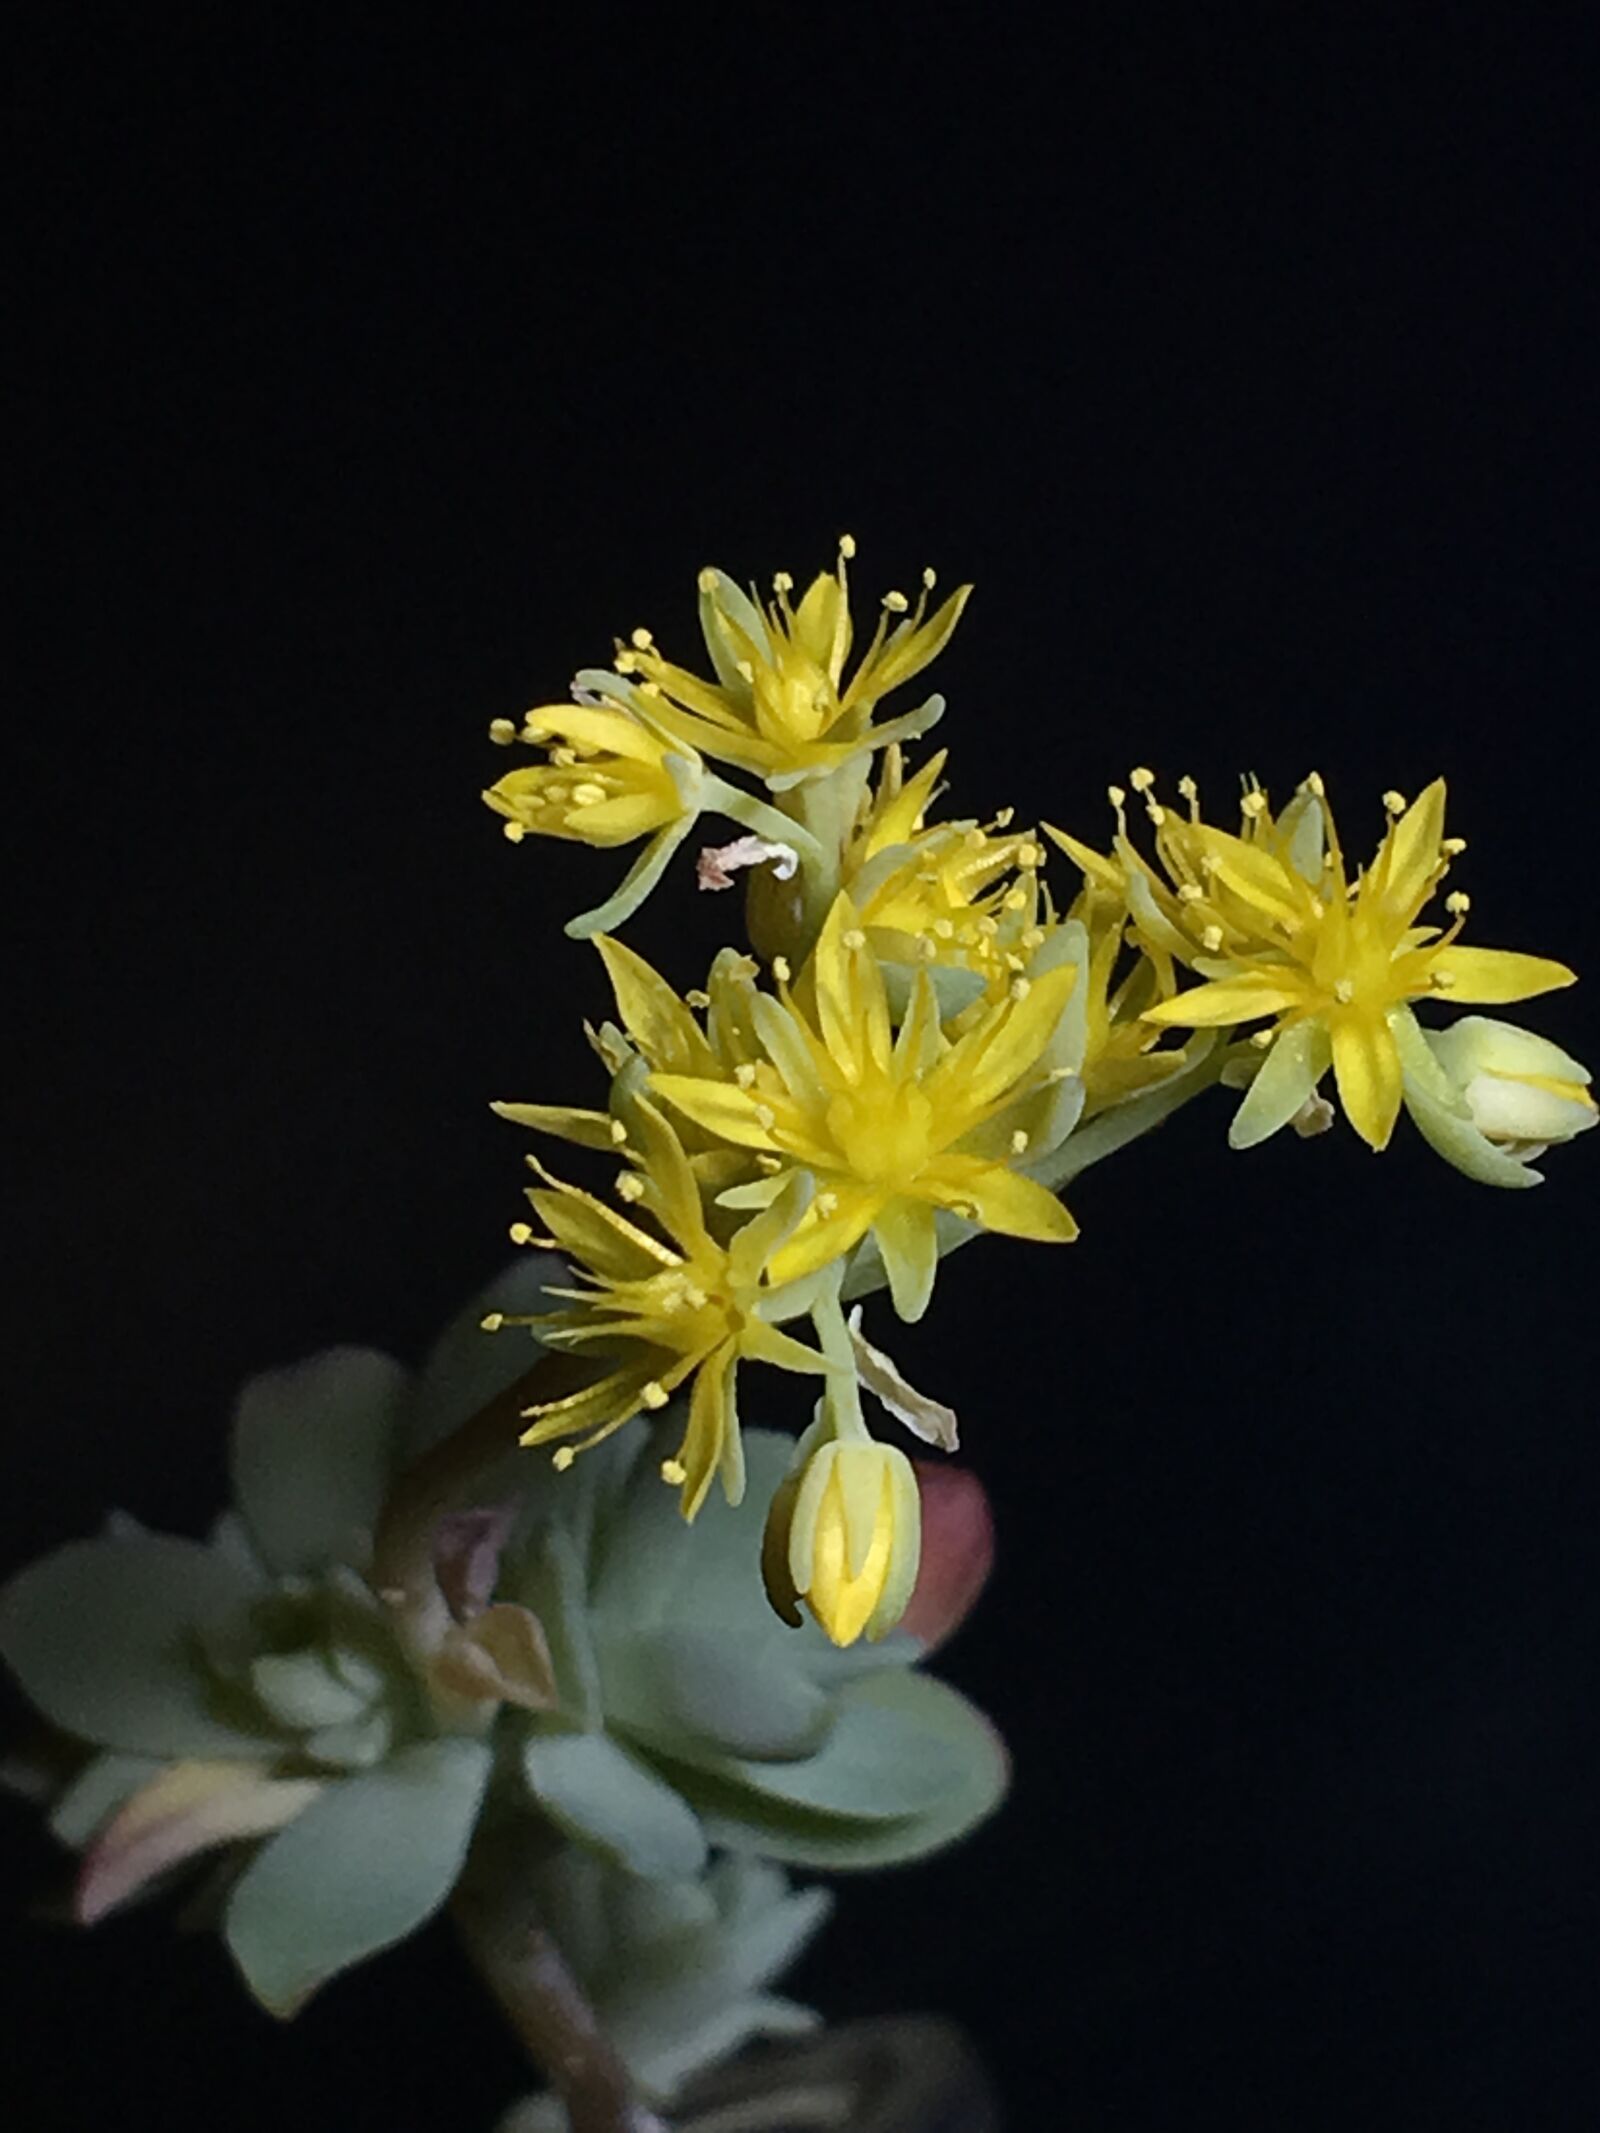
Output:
[
  {"xmin": 594, "ymin": 936, "xmax": 719, "ymax": 1074},
  {"xmin": 649, "ymin": 1074, "xmax": 783, "ymax": 1153},
  {"xmin": 491, "ymin": 1101, "xmax": 618, "ymax": 1151},
  {"xmin": 528, "ymin": 703, "xmax": 664, "ymax": 762},
  {"xmin": 872, "ymin": 1195, "xmax": 941, "ymax": 1323},
  {"xmin": 1425, "ymin": 945, "xmax": 1577, "ymax": 1004},
  {"xmin": 1330, "ymin": 1013, "xmax": 1405, "ymax": 1149},
  {"xmin": 922, "ymin": 1155, "xmax": 1079, "ymax": 1242},
  {"xmin": 1378, "ymin": 777, "xmax": 1447, "ymax": 916},
  {"xmin": 1142, "ymin": 975, "xmax": 1308, "ymax": 1028}
]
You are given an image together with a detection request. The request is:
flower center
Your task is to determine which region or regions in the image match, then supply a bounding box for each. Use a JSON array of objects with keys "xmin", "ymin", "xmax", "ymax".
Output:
[{"xmin": 825, "ymin": 1084, "xmax": 936, "ymax": 1187}]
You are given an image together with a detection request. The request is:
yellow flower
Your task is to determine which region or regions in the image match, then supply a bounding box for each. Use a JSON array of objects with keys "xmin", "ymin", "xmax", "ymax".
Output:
[
  {"xmin": 1117, "ymin": 773, "xmax": 1576, "ymax": 1150},
  {"xmin": 498, "ymin": 1098, "xmax": 829, "ymax": 1519},
  {"xmin": 844, "ymin": 747, "xmax": 1058, "ymax": 1010},
  {"xmin": 649, "ymin": 894, "xmax": 1081, "ymax": 1321},
  {"xmin": 611, "ymin": 541, "xmax": 970, "ymax": 790},
  {"xmin": 762, "ymin": 1429, "xmax": 922, "ymax": 1647},
  {"xmin": 1402, "ymin": 1014, "xmax": 1595, "ymax": 1187},
  {"xmin": 483, "ymin": 701, "xmax": 704, "ymax": 937}
]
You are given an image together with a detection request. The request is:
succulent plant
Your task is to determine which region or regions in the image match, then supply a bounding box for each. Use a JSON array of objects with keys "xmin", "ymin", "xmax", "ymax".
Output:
[{"xmin": 0, "ymin": 1259, "xmax": 1006, "ymax": 2052}]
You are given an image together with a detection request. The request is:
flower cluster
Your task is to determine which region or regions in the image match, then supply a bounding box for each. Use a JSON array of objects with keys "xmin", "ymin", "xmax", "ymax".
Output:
[{"xmin": 485, "ymin": 547, "xmax": 1592, "ymax": 1648}]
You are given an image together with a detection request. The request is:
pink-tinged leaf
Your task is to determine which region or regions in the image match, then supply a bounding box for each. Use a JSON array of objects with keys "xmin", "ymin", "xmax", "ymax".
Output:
[
  {"xmin": 900, "ymin": 1462, "xmax": 995, "ymax": 1651},
  {"xmin": 432, "ymin": 1503, "xmax": 517, "ymax": 1620},
  {"xmin": 76, "ymin": 1761, "xmax": 323, "ymax": 1926}
]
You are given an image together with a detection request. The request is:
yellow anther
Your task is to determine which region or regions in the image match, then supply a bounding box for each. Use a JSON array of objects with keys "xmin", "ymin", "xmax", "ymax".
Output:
[
  {"xmin": 1021, "ymin": 926, "xmax": 1046, "ymax": 950},
  {"xmin": 1177, "ymin": 774, "xmax": 1198, "ymax": 801},
  {"xmin": 922, "ymin": 565, "xmax": 937, "ymax": 589},
  {"xmin": 1441, "ymin": 836, "xmax": 1467, "ymax": 856},
  {"xmin": 685, "ymin": 988, "xmax": 710, "ymax": 1009},
  {"xmin": 994, "ymin": 806, "xmax": 1015, "ymax": 827},
  {"xmin": 1107, "ymin": 784, "xmax": 1127, "ymax": 808},
  {"xmin": 735, "ymin": 659, "xmax": 755, "ymax": 683},
  {"xmin": 1129, "ymin": 767, "xmax": 1155, "ymax": 792},
  {"xmin": 1432, "ymin": 968, "xmax": 1457, "ymax": 989},
  {"xmin": 734, "ymin": 1062, "xmax": 758, "ymax": 1087},
  {"xmin": 1178, "ymin": 882, "xmax": 1204, "ymax": 902},
  {"xmin": 571, "ymin": 781, "xmax": 608, "ymax": 807},
  {"xmin": 966, "ymin": 826, "xmax": 987, "ymax": 850},
  {"xmin": 638, "ymin": 679, "xmax": 663, "ymax": 698},
  {"xmin": 480, "ymin": 1312, "xmax": 505, "ymax": 1332},
  {"xmin": 488, "ymin": 717, "xmax": 517, "ymax": 745},
  {"xmin": 1018, "ymin": 843, "xmax": 1043, "ymax": 868},
  {"xmin": 1250, "ymin": 1028, "xmax": 1275, "ymax": 1048},
  {"xmin": 1446, "ymin": 890, "xmax": 1471, "ymax": 916},
  {"xmin": 509, "ymin": 1222, "xmax": 534, "ymax": 1245},
  {"xmin": 548, "ymin": 745, "xmax": 577, "ymax": 767},
  {"xmin": 816, "ymin": 1190, "xmax": 839, "ymax": 1214},
  {"xmin": 502, "ymin": 821, "xmax": 527, "ymax": 844},
  {"xmin": 1010, "ymin": 1128, "xmax": 1030, "ymax": 1154},
  {"xmin": 1382, "ymin": 789, "xmax": 1407, "ymax": 816},
  {"xmin": 1201, "ymin": 923, "xmax": 1225, "ymax": 953},
  {"xmin": 976, "ymin": 915, "xmax": 999, "ymax": 938},
  {"xmin": 616, "ymin": 1173, "xmax": 646, "ymax": 1203},
  {"xmin": 932, "ymin": 917, "xmax": 955, "ymax": 940},
  {"xmin": 630, "ymin": 627, "xmax": 655, "ymax": 650},
  {"xmin": 1010, "ymin": 977, "xmax": 1032, "ymax": 1002},
  {"xmin": 754, "ymin": 1104, "xmax": 777, "ymax": 1130},
  {"xmin": 842, "ymin": 928, "xmax": 867, "ymax": 950},
  {"xmin": 1146, "ymin": 801, "xmax": 1166, "ymax": 826},
  {"xmin": 609, "ymin": 1118, "xmax": 629, "ymax": 1143},
  {"xmin": 640, "ymin": 1382, "xmax": 670, "ymax": 1411},
  {"xmin": 839, "ymin": 533, "xmax": 857, "ymax": 559},
  {"xmin": 1241, "ymin": 791, "xmax": 1268, "ymax": 818},
  {"xmin": 552, "ymin": 1445, "xmax": 576, "ymax": 1472},
  {"xmin": 1334, "ymin": 978, "xmax": 1355, "ymax": 1003},
  {"xmin": 773, "ymin": 570, "xmax": 794, "ymax": 593},
  {"xmin": 1003, "ymin": 887, "xmax": 1028, "ymax": 911},
  {"xmin": 883, "ymin": 590, "xmax": 910, "ymax": 613},
  {"xmin": 660, "ymin": 1458, "xmax": 688, "ymax": 1486},
  {"xmin": 918, "ymin": 934, "xmax": 939, "ymax": 959},
  {"xmin": 772, "ymin": 955, "xmax": 792, "ymax": 983}
]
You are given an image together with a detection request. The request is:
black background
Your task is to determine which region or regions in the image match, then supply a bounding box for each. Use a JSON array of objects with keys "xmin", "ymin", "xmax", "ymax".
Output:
[{"xmin": 6, "ymin": 10, "xmax": 1598, "ymax": 2129}]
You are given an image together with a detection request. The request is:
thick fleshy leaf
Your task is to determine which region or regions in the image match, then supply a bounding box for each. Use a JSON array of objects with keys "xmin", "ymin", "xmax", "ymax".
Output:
[
  {"xmin": 601, "ymin": 1627, "xmax": 831, "ymax": 1761},
  {"xmin": 690, "ymin": 1670, "xmax": 1008, "ymax": 1870},
  {"xmin": 1401, "ymin": 1078, "xmax": 1543, "ymax": 1189},
  {"xmin": 77, "ymin": 1759, "xmax": 322, "ymax": 1924},
  {"xmin": 224, "ymin": 1738, "xmax": 492, "ymax": 2015},
  {"xmin": 0, "ymin": 1537, "xmax": 272, "ymax": 1759},
  {"xmin": 231, "ymin": 1348, "xmax": 405, "ymax": 1577},
  {"xmin": 48, "ymin": 1752, "xmax": 166, "ymax": 1849},
  {"xmin": 523, "ymin": 1729, "xmax": 707, "ymax": 1880}
]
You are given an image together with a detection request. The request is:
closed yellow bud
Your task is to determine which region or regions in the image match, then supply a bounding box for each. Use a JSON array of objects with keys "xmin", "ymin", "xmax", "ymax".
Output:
[{"xmin": 762, "ymin": 1434, "xmax": 922, "ymax": 1648}]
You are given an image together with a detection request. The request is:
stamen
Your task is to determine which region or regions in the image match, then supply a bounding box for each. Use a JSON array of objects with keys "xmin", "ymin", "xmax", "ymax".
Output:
[
  {"xmin": 552, "ymin": 1446, "xmax": 576, "ymax": 1472},
  {"xmin": 816, "ymin": 1190, "xmax": 839, "ymax": 1214},
  {"xmin": 1178, "ymin": 882, "xmax": 1204, "ymax": 902},
  {"xmin": 697, "ymin": 566, "xmax": 719, "ymax": 593},
  {"xmin": 1250, "ymin": 1029, "xmax": 1274, "ymax": 1049},
  {"xmin": 1431, "ymin": 968, "xmax": 1457, "ymax": 989},
  {"xmin": 1009, "ymin": 977, "xmax": 1032, "ymax": 1001},
  {"xmin": 773, "ymin": 570, "xmax": 794, "ymax": 594},
  {"xmin": 1240, "ymin": 791, "xmax": 1268, "ymax": 819},
  {"xmin": 1333, "ymin": 978, "xmax": 1355, "ymax": 1003},
  {"xmin": 630, "ymin": 627, "xmax": 655, "ymax": 650},
  {"xmin": 488, "ymin": 717, "xmax": 517, "ymax": 745},
  {"xmin": 1201, "ymin": 923, "xmax": 1224, "ymax": 953},
  {"xmin": 842, "ymin": 928, "xmax": 868, "ymax": 950},
  {"xmin": 1010, "ymin": 1129, "xmax": 1030, "ymax": 1154},
  {"xmin": 922, "ymin": 565, "xmax": 937, "ymax": 589},
  {"xmin": 616, "ymin": 1174, "xmax": 646, "ymax": 1203},
  {"xmin": 772, "ymin": 955, "xmax": 792, "ymax": 983},
  {"xmin": 609, "ymin": 1118, "xmax": 629, "ymax": 1144},
  {"xmin": 660, "ymin": 1458, "xmax": 688, "ymax": 1485},
  {"xmin": 883, "ymin": 590, "xmax": 910, "ymax": 613},
  {"xmin": 838, "ymin": 533, "xmax": 857, "ymax": 559},
  {"xmin": 1441, "ymin": 836, "xmax": 1467, "ymax": 856},
  {"xmin": 685, "ymin": 988, "xmax": 710, "ymax": 1009},
  {"xmin": 734, "ymin": 1062, "xmax": 758, "ymax": 1087},
  {"xmin": 1445, "ymin": 890, "xmax": 1471, "ymax": 915},
  {"xmin": 640, "ymin": 1382, "xmax": 670, "ymax": 1411},
  {"xmin": 509, "ymin": 1222, "xmax": 534, "ymax": 1245},
  {"xmin": 1129, "ymin": 767, "xmax": 1155, "ymax": 793},
  {"xmin": 502, "ymin": 821, "xmax": 527, "ymax": 844},
  {"xmin": 1382, "ymin": 790, "xmax": 1407, "ymax": 816},
  {"xmin": 995, "ymin": 806, "xmax": 1015, "ymax": 827},
  {"xmin": 480, "ymin": 1313, "xmax": 505, "ymax": 1332}
]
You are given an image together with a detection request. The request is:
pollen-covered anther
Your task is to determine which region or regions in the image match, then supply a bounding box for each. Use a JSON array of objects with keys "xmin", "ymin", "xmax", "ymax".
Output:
[
  {"xmin": 1241, "ymin": 791, "xmax": 1268, "ymax": 819},
  {"xmin": 995, "ymin": 806, "xmax": 1015, "ymax": 827},
  {"xmin": 1021, "ymin": 926, "xmax": 1046, "ymax": 951},
  {"xmin": 816, "ymin": 1190, "xmax": 839, "ymax": 1215},
  {"xmin": 1178, "ymin": 882, "xmax": 1204, "ymax": 903},
  {"xmin": 697, "ymin": 566, "xmax": 718, "ymax": 592},
  {"xmin": 615, "ymin": 1173, "xmax": 646, "ymax": 1203},
  {"xmin": 773, "ymin": 570, "xmax": 794, "ymax": 594},
  {"xmin": 883, "ymin": 590, "xmax": 910, "ymax": 613},
  {"xmin": 1010, "ymin": 1129, "xmax": 1030, "ymax": 1154},
  {"xmin": 922, "ymin": 565, "xmax": 937, "ymax": 589},
  {"xmin": 685, "ymin": 988, "xmax": 710, "ymax": 1009},
  {"xmin": 1441, "ymin": 837, "xmax": 1468, "ymax": 856},
  {"xmin": 1382, "ymin": 789, "xmax": 1407, "ymax": 816},
  {"xmin": 1003, "ymin": 887, "xmax": 1028, "ymax": 911},
  {"xmin": 917, "ymin": 934, "xmax": 939, "ymax": 960},
  {"xmin": 839, "ymin": 533, "xmax": 857, "ymax": 559},
  {"xmin": 640, "ymin": 1381, "xmax": 670, "ymax": 1412},
  {"xmin": 1431, "ymin": 969, "xmax": 1458, "ymax": 989},
  {"xmin": 842, "ymin": 928, "xmax": 868, "ymax": 951},
  {"xmin": 1129, "ymin": 767, "xmax": 1156, "ymax": 793},
  {"xmin": 609, "ymin": 1118, "xmax": 629, "ymax": 1144},
  {"xmin": 1446, "ymin": 890, "xmax": 1471, "ymax": 916},
  {"xmin": 754, "ymin": 1104, "xmax": 777, "ymax": 1130},
  {"xmin": 734, "ymin": 1062, "xmax": 758, "ymax": 1088},
  {"xmin": 1334, "ymin": 978, "xmax": 1356, "ymax": 1003},
  {"xmin": 1177, "ymin": 774, "xmax": 1198, "ymax": 801},
  {"xmin": 1018, "ymin": 842, "xmax": 1044, "ymax": 868},
  {"xmin": 965, "ymin": 827, "xmax": 987, "ymax": 851},
  {"xmin": 480, "ymin": 1312, "xmax": 505, "ymax": 1332},
  {"xmin": 488, "ymin": 717, "xmax": 517, "ymax": 745},
  {"xmin": 772, "ymin": 955, "xmax": 792, "ymax": 983},
  {"xmin": 1010, "ymin": 977, "xmax": 1032, "ymax": 1002},
  {"xmin": 931, "ymin": 917, "xmax": 955, "ymax": 940},
  {"xmin": 552, "ymin": 1446, "xmax": 577, "ymax": 1472},
  {"xmin": 502, "ymin": 821, "xmax": 527, "ymax": 844},
  {"xmin": 1201, "ymin": 923, "xmax": 1225, "ymax": 953},
  {"xmin": 509, "ymin": 1222, "xmax": 535, "ymax": 1245},
  {"xmin": 1146, "ymin": 801, "xmax": 1166, "ymax": 826},
  {"xmin": 757, "ymin": 1154, "xmax": 783, "ymax": 1174},
  {"xmin": 660, "ymin": 1458, "xmax": 688, "ymax": 1486},
  {"xmin": 1250, "ymin": 1029, "xmax": 1275, "ymax": 1048}
]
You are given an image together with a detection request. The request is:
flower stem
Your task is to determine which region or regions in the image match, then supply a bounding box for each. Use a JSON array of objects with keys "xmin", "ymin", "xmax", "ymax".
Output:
[{"xmin": 454, "ymin": 1837, "xmax": 667, "ymax": 2133}]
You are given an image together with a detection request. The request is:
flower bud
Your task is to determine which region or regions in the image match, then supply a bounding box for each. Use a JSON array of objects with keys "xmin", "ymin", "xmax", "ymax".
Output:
[
  {"xmin": 1426, "ymin": 1017, "xmax": 1596, "ymax": 1157},
  {"xmin": 762, "ymin": 1435, "xmax": 922, "ymax": 1648}
]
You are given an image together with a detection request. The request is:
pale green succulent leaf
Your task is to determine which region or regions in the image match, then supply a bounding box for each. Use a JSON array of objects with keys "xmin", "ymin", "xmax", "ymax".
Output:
[
  {"xmin": 223, "ymin": 1737, "xmax": 492, "ymax": 2016},
  {"xmin": 231, "ymin": 1347, "xmax": 405, "ymax": 1578},
  {"xmin": 600, "ymin": 1627, "xmax": 831, "ymax": 1762},
  {"xmin": 47, "ymin": 1751, "xmax": 167, "ymax": 1849},
  {"xmin": 523, "ymin": 1729, "xmax": 708, "ymax": 1880},
  {"xmin": 0, "ymin": 1537, "xmax": 274, "ymax": 1759}
]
